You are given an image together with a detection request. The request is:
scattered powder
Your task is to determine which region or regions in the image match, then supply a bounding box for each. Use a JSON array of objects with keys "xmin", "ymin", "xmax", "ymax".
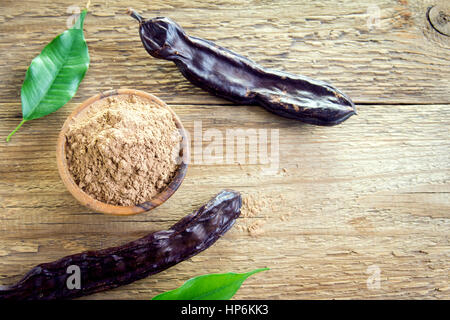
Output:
[
  {"xmin": 237, "ymin": 192, "xmax": 292, "ymax": 237},
  {"xmin": 246, "ymin": 220, "xmax": 266, "ymax": 237},
  {"xmin": 65, "ymin": 94, "xmax": 182, "ymax": 206},
  {"xmin": 241, "ymin": 193, "xmax": 275, "ymax": 219}
]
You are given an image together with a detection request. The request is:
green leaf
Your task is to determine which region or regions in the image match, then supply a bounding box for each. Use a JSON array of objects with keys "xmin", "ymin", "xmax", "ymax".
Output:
[
  {"xmin": 6, "ymin": 10, "xmax": 89, "ymax": 142},
  {"xmin": 152, "ymin": 268, "xmax": 269, "ymax": 300}
]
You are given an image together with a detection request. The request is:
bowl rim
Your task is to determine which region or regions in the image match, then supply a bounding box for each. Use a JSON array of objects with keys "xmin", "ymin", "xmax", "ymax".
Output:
[{"xmin": 56, "ymin": 89, "xmax": 189, "ymax": 216}]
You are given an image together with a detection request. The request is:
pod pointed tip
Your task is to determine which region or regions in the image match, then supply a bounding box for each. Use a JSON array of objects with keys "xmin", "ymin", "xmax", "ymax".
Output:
[{"xmin": 127, "ymin": 8, "xmax": 144, "ymax": 24}]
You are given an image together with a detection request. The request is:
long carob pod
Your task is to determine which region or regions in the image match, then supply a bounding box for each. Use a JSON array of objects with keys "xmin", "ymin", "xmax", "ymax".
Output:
[
  {"xmin": 128, "ymin": 9, "xmax": 356, "ymax": 126},
  {"xmin": 0, "ymin": 190, "xmax": 241, "ymax": 300}
]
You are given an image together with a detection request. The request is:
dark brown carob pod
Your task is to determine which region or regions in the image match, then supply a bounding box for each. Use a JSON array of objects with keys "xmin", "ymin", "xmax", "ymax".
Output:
[
  {"xmin": 0, "ymin": 190, "xmax": 242, "ymax": 300},
  {"xmin": 128, "ymin": 9, "xmax": 356, "ymax": 126}
]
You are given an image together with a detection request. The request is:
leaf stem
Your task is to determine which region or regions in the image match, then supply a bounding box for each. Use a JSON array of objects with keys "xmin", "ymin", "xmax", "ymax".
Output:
[{"xmin": 6, "ymin": 119, "xmax": 26, "ymax": 142}]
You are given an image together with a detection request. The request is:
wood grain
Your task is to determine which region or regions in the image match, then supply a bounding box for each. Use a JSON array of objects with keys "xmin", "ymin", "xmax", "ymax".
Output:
[{"xmin": 0, "ymin": 0, "xmax": 448, "ymax": 299}]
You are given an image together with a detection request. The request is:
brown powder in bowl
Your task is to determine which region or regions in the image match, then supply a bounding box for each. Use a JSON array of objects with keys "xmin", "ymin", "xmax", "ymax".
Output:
[{"xmin": 64, "ymin": 94, "xmax": 182, "ymax": 206}]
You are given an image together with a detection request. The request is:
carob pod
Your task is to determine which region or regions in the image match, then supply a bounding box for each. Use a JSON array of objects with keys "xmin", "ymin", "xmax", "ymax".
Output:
[
  {"xmin": 0, "ymin": 190, "xmax": 241, "ymax": 300},
  {"xmin": 128, "ymin": 9, "xmax": 356, "ymax": 126}
]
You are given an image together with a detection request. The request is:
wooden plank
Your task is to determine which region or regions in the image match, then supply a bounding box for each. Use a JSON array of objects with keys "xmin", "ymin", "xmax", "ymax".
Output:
[
  {"xmin": 0, "ymin": 103, "xmax": 448, "ymax": 299},
  {"xmin": 0, "ymin": 0, "xmax": 449, "ymax": 106},
  {"xmin": 0, "ymin": 0, "xmax": 448, "ymax": 300}
]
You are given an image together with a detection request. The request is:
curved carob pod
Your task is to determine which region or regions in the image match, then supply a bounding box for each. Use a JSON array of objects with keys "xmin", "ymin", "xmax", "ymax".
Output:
[
  {"xmin": 128, "ymin": 9, "xmax": 356, "ymax": 126},
  {"xmin": 0, "ymin": 190, "xmax": 241, "ymax": 300}
]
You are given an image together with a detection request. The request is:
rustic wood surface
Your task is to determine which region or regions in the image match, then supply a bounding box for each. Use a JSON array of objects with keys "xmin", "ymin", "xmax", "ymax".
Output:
[{"xmin": 0, "ymin": 0, "xmax": 448, "ymax": 299}]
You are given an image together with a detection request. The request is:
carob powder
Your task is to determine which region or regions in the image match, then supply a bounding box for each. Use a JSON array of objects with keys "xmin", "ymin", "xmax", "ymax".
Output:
[{"xmin": 65, "ymin": 94, "xmax": 182, "ymax": 206}]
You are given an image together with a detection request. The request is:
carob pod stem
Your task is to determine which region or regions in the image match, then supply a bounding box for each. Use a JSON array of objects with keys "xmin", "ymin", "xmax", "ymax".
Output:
[
  {"xmin": 128, "ymin": 9, "xmax": 356, "ymax": 126},
  {"xmin": 0, "ymin": 190, "xmax": 241, "ymax": 300}
]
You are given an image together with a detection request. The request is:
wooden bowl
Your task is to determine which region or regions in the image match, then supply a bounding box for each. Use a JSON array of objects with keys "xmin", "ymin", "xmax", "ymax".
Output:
[{"xmin": 56, "ymin": 89, "xmax": 189, "ymax": 216}]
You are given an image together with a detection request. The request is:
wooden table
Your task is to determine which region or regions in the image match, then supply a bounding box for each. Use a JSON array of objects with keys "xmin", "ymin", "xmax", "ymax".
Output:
[{"xmin": 0, "ymin": 0, "xmax": 448, "ymax": 299}]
